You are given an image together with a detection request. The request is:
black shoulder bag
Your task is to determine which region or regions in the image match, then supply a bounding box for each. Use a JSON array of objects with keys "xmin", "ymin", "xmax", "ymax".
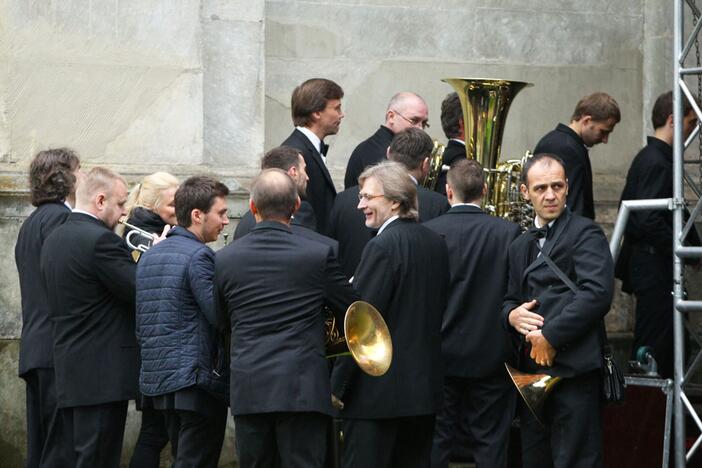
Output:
[{"xmin": 536, "ymin": 245, "xmax": 625, "ymax": 403}]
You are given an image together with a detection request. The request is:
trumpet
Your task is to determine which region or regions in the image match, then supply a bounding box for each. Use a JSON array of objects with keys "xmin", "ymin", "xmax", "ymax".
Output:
[{"xmin": 119, "ymin": 220, "xmax": 157, "ymax": 253}]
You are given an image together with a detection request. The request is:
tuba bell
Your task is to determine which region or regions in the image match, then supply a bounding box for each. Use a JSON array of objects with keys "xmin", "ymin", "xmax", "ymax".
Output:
[
  {"xmin": 505, "ymin": 363, "xmax": 562, "ymax": 426},
  {"xmin": 429, "ymin": 78, "xmax": 534, "ymax": 228},
  {"xmin": 325, "ymin": 301, "xmax": 393, "ymax": 377}
]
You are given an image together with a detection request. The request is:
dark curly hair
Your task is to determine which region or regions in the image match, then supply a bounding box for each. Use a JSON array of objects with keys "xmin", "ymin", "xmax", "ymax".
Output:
[{"xmin": 29, "ymin": 148, "xmax": 80, "ymax": 207}]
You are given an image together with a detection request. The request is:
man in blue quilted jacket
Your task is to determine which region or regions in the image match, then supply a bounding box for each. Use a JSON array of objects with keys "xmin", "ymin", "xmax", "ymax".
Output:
[{"xmin": 135, "ymin": 175, "xmax": 230, "ymax": 468}]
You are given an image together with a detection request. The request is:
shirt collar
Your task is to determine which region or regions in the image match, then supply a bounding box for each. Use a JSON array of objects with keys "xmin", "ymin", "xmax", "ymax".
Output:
[
  {"xmin": 296, "ymin": 126, "xmax": 323, "ymax": 154},
  {"xmin": 534, "ymin": 216, "xmax": 556, "ymax": 229},
  {"xmin": 64, "ymin": 200, "xmax": 73, "ymax": 210},
  {"xmin": 377, "ymin": 215, "xmax": 399, "ymax": 236},
  {"xmin": 72, "ymin": 208, "xmax": 98, "ymax": 220},
  {"xmin": 452, "ymin": 202, "xmax": 481, "ymax": 208},
  {"xmin": 449, "ymin": 138, "xmax": 466, "ymax": 146}
]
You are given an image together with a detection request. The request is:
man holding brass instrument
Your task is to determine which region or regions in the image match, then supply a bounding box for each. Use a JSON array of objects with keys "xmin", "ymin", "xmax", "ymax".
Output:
[
  {"xmin": 332, "ymin": 161, "xmax": 448, "ymax": 468},
  {"xmin": 215, "ymin": 169, "xmax": 358, "ymax": 468},
  {"xmin": 502, "ymin": 153, "xmax": 613, "ymax": 468}
]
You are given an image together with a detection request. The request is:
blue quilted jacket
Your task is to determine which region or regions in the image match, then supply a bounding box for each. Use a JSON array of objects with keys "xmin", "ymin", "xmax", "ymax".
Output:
[{"xmin": 135, "ymin": 226, "xmax": 228, "ymax": 401}]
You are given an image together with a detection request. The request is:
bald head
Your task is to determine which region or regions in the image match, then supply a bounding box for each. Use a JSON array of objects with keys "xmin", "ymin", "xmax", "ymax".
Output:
[
  {"xmin": 385, "ymin": 92, "xmax": 429, "ymax": 132},
  {"xmin": 249, "ymin": 169, "xmax": 300, "ymax": 223}
]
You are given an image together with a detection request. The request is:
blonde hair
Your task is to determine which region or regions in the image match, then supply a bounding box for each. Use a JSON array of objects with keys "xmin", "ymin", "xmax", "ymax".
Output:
[
  {"xmin": 76, "ymin": 167, "xmax": 127, "ymax": 206},
  {"xmin": 116, "ymin": 172, "xmax": 179, "ymax": 235}
]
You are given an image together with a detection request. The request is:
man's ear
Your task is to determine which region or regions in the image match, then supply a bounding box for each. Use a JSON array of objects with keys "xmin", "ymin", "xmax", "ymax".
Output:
[
  {"xmin": 421, "ymin": 157, "xmax": 430, "ymax": 176},
  {"xmin": 249, "ymin": 199, "xmax": 257, "ymax": 215},
  {"xmin": 481, "ymin": 183, "xmax": 488, "ymax": 198},
  {"xmin": 520, "ymin": 183, "xmax": 529, "ymax": 201},
  {"xmin": 581, "ymin": 115, "xmax": 592, "ymax": 126},
  {"xmin": 446, "ymin": 184, "xmax": 454, "ymax": 203},
  {"xmin": 293, "ymin": 196, "xmax": 301, "ymax": 214},
  {"xmin": 95, "ymin": 192, "xmax": 106, "ymax": 209},
  {"xmin": 190, "ymin": 208, "xmax": 203, "ymax": 226},
  {"xmin": 667, "ymin": 113, "xmax": 674, "ymax": 128}
]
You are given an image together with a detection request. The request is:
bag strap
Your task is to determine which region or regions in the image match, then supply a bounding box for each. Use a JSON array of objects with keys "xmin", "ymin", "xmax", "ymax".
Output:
[{"xmin": 535, "ymin": 242, "xmax": 611, "ymax": 350}]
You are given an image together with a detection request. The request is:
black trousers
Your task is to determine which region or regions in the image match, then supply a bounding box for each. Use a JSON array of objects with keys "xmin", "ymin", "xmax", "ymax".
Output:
[
  {"xmin": 23, "ymin": 367, "xmax": 73, "ymax": 468},
  {"xmin": 431, "ymin": 373, "xmax": 515, "ymax": 468},
  {"xmin": 129, "ymin": 408, "xmax": 170, "ymax": 468},
  {"xmin": 161, "ymin": 408, "xmax": 226, "ymax": 468},
  {"xmin": 235, "ymin": 412, "xmax": 328, "ymax": 468},
  {"xmin": 56, "ymin": 400, "xmax": 128, "ymax": 468},
  {"xmin": 629, "ymin": 250, "xmax": 675, "ymax": 378},
  {"xmin": 519, "ymin": 370, "xmax": 602, "ymax": 468},
  {"xmin": 341, "ymin": 415, "xmax": 435, "ymax": 468}
]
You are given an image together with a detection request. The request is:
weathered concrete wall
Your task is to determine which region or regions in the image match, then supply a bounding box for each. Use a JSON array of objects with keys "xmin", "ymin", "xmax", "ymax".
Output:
[
  {"xmin": 0, "ymin": 0, "xmax": 694, "ymax": 466},
  {"xmin": 265, "ymin": 0, "xmax": 645, "ymax": 189}
]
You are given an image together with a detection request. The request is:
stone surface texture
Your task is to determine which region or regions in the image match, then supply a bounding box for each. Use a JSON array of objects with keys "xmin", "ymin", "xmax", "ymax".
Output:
[{"xmin": 1, "ymin": 0, "xmax": 699, "ymax": 466}]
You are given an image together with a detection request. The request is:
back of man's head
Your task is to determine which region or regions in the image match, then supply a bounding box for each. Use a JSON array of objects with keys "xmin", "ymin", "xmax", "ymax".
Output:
[
  {"xmin": 291, "ymin": 78, "xmax": 344, "ymax": 127},
  {"xmin": 447, "ymin": 159, "xmax": 484, "ymax": 204},
  {"xmin": 29, "ymin": 147, "xmax": 81, "ymax": 207},
  {"xmin": 387, "ymin": 128, "xmax": 434, "ymax": 171},
  {"xmin": 571, "ymin": 92, "xmax": 621, "ymax": 123},
  {"xmin": 261, "ymin": 146, "xmax": 302, "ymax": 172},
  {"xmin": 441, "ymin": 92, "xmax": 463, "ymax": 139},
  {"xmin": 250, "ymin": 169, "xmax": 299, "ymax": 221},
  {"xmin": 175, "ymin": 176, "xmax": 230, "ymax": 228},
  {"xmin": 76, "ymin": 167, "xmax": 125, "ymax": 209}
]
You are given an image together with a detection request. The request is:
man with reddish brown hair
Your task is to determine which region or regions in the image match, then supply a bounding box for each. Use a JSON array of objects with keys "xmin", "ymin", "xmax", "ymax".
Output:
[{"xmin": 534, "ymin": 92, "xmax": 621, "ymax": 220}]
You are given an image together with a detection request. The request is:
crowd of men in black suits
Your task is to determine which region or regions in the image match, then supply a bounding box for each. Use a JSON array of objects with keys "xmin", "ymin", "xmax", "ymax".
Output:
[{"xmin": 15, "ymin": 76, "xmax": 692, "ymax": 468}]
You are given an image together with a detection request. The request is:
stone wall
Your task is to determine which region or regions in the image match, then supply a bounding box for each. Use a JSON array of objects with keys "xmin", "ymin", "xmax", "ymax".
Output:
[{"xmin": 0, "ymin": 0, "xmax": 691, "ymax": 466}]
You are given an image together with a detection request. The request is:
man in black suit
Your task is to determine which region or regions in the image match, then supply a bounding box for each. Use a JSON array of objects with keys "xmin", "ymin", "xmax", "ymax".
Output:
[
  {"xmin": 281, "ymin": 78, "xmax": 344, "ymax": 233},
  {"xmin": 234, "ymin": 146, "xmax": 339, "ymax": 260},
  {"xmin": 534, "ymin": 92, "xmax": 621, "ymax": 220},
  {"xmin": 425, "ymin": 159, "xmax": 520, "ymax": 468},
  {"xmin": 502, "ymin": 153, "xmax": 614, "ymax": 468},
  {"xmin": 15, "ymin": 148, "xmax": 81, "ymax": 468},
  {"xmin": 215, "ymin": 169, "xmax": 358, "ymax": 468},
  {"xmin": 617, "ymin": 91, "xmax": 700, "ymax": 379},
  {"xmin": 344, "ymin": 91, "xmax": 429, "ymax": 189},
  {"xmin": 328, "ymin": 128, "xmax": 449, "ymax": 278},
  {"xmin": 332, "ymin": 161, "xmax": 449, "ymax": 468},
  {"xmin": 434, "ymin": 92, "xmax": 467, "ymax": 196},
  {"xmin": 41, "ymin": 167, "xmax": 138, "ymax": 468}
]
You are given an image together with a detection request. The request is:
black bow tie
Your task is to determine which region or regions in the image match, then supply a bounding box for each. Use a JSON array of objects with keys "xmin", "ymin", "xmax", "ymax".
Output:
[
  {"xmin": 320, "ymin": 143, "xmax": 329, "ymax": 156},
  {"xmin": 529, "ymin": 225, "xmax": 549, "ymax": 240}
]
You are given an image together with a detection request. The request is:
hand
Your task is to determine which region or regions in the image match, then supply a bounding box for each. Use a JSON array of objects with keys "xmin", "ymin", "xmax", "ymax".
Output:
[
  {"xmin": 331, "ymin": 394, "xmax": 344, "ymax": 410},
  {"xmin": 152, "ymin": 225, "xmax": 171, "ymax": 246},
  {"xmin": 526, "ymin": 330, "xmax": 556, "ymax": 367},
  {"xmin": 508, "ymin": 299, "xmax": 543, "ymax": 336}
]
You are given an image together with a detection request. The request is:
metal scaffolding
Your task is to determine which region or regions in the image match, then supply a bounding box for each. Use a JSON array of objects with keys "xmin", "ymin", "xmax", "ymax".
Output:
[{"xmin": 675, "ymin": 1, "xmax": 702, "ymax": 464}]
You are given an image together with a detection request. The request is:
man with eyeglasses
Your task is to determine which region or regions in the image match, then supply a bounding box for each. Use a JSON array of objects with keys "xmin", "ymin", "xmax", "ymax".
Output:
[
  {"xmin": 328, "ymin": 128, "xmax": 448, "ymax": 279},
  {"xmin": 343, "ymin": 92, "xmax": 429, "ymax": 189},
  {"xmin": 331, "ymin": 161, "xmax": 448, "ymax": 468}
]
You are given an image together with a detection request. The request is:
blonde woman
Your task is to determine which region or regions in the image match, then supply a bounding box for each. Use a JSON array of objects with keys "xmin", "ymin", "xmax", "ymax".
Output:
[{"xmin": 124, "ymin": 172, "xmax": 179, "ymax": 468}]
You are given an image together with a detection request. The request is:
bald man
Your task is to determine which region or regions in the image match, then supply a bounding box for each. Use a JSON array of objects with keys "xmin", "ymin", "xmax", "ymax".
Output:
[
  {"xmin": 343, "ymin": 92, "xmax": 430, "ymax": 189},
  {"xmin": 41, "ymin": 167, "xmax": 138, "ymax": 467}
]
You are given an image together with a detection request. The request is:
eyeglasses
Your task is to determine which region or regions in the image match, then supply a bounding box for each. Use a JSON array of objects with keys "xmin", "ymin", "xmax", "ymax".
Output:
[
  {"xmin": 392, "ymin": 110, "xmax": 430, "ymax": 129},
  {"xmin": 358, "ymin": 192, "xmax": 385, "ymax": 202}
]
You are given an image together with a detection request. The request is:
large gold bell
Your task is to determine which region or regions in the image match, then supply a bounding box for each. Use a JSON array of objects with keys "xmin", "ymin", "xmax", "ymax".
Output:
[
  {"xmin": 505, "ymin": 363, "xmax": 562, "ymax": 426},
  {"xmin": 326, "ymin": 301, "xmax": 393, "ymax": 377}
]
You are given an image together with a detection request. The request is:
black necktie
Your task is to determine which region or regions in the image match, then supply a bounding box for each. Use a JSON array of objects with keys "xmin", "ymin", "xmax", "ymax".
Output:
[{"xmin": 320, "ymin": 143, "xmax": 329, "ymax": 156}]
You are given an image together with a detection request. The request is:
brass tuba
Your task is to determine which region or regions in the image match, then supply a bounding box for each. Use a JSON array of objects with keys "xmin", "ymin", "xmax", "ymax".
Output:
[
  {"xmin": 428, "ymin": 78, "xmax": 534, "ymax": 228},
  {"xmin": 325, "ymin": 301, "xmax": 393, "ymax": 377}
]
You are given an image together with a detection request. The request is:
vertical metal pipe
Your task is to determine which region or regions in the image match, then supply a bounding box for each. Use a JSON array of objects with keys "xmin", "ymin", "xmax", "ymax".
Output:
[{"xmin": 673, "ymin": 1, "xmax": 686, "ymax": 465}]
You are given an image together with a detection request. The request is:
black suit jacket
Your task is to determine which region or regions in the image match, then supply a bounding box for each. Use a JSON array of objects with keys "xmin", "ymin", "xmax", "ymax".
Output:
[
  {"xmin": 332, "ymin": 218, "xmax": 449, "ymax": 418},
  {"xmin": 434, "ymin": 139, "xmax": 466, "ymax": 196},
  {"xmin": 282, "ymin": 129, "xmax": 336, "ymax": 233},
  {"xmin": 15, "ymin": 201, "xmax": 71, "ymax": 376},
  {"xmin": 534, "ymin": 124, "xmax": 595, "ymax": 220},
  {"xmin": 41, "ymin": 213, "xmax": 138, "ymax": 407},
  {"xmin": 424, "ymin": 205, "xmax": 520, "ymax": 378},
  {"xmin": 501, "ymin": 210, "xmax": 614, "ymax": 377},
  {"xmin": 215, "ymin": 221, "xmax": 358, "ymax": 416},
  {"xmin": 328, "ymin": 185, "xmax": 449, "ymax": 279},
  {"xmin": 343, "ymin": 125, "xmax": 394, "ymax": 189}
]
